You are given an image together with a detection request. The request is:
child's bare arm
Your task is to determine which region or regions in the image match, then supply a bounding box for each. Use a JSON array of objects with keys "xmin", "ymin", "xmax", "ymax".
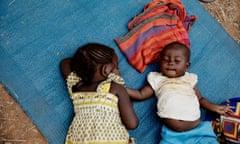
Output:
[
  {"xmin": 111, "ymin": 83, "xmax": 139, "ymax": 129},
  {"xmin": 194, "ymin": 87, "xmax": 233, "ymax": 115},
  {"xmin": 126, "ymin": 85, "xmax": 154, "ymax": 100}
]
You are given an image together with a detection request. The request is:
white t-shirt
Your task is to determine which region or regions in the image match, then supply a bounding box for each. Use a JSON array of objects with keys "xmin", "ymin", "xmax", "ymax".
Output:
[{"xmin": 147, "ymin": 72, "xmax": 200, "ymax": 121}]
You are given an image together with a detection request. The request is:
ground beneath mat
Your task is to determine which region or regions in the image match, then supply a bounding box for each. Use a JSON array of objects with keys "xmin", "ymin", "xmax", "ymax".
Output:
[{"xmin": 0, "ymin": 0, "xmax": 239, "ymax": 144}]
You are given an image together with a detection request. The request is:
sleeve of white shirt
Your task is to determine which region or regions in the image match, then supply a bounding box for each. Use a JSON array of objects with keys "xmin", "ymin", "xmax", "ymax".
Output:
[
  {"xmin": 147, "ymin": 72, "xmax": 163, "ymax": 91},
  {"xmin": 185, "ymin": 72, "xmax": 198, "ymax": 87}
]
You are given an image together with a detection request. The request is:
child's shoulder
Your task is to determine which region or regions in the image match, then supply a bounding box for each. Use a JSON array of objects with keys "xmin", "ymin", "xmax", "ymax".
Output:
[
  {"xmin": 184, "ymin": 72, "xmax": 198, "ymax": 85},
  {"xmin": 148, "ymin": 71, "xmax": 162, "ymax": 76},
  {"xmin": 147, "ymin": 71, "xmax": 163, "ymax": 79},
  {"xmin": 185, "ymin": 72, "xmax": 198, "ymax": 79}
]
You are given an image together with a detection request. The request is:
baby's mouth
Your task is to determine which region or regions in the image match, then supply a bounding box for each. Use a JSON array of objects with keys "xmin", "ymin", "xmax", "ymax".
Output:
[
  {"xmin": 166, "ymin": 68, "xmax": 176, "ymax": 72},
  {"xmin": 166, "ymin": 68, "xmax": 176, "ymax": 75}
]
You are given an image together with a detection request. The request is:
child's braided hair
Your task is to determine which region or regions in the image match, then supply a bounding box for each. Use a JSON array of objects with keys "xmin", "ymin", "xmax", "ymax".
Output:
[{"xmin": 71, "ymin": 43, "xmax": 115, "ymax": 84}]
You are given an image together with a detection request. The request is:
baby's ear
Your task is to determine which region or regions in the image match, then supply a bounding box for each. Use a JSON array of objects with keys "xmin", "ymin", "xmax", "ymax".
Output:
[
  {"xmin": 101, "ymin": 63, "xmax": 113, "ymax": 77},
  {"xmin": 186, "ymin": 62, "xmax": 191, "ymax": 69}
]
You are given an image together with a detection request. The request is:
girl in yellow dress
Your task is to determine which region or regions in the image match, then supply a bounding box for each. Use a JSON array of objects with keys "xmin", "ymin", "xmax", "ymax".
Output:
[{"xmin": 60, "ymin": 43, "xmax": 138, "ymax": 144}]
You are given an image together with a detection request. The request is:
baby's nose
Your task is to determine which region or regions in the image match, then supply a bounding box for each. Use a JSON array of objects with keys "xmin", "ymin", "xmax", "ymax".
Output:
[{"xmin": 168, "ymin": 60, "xmax": 174, "ymax": 65}]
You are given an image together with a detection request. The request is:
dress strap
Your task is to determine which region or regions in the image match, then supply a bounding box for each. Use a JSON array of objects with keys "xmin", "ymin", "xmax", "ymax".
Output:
[
  {"xmin": 97, "ymin": 73, "xmax": 125, "ymax": 93},
  {"xmin": 66, "ymin": 72, "xmax": 81, "ymax": 95},
  {"xmin": 107, "ymin": 73, "xmax": 125, "ymax": 85}
]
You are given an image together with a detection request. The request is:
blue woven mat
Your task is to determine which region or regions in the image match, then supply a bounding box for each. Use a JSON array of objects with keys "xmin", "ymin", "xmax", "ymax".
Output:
[{"xmin": 1, "ymin": 0, "xmax": 240, "ymax": 143}]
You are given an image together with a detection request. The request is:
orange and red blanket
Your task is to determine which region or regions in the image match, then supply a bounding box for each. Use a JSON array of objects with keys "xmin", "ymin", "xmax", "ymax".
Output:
[{"xmin": 115, "ymin": 0, "xmax": 196, "ymax": 72}]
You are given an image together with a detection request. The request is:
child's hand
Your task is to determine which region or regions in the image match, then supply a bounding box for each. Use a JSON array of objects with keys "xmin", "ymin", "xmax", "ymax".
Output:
[{"xmin": 215, "ymin": 104, "xmax": 234, "ymax": 116}]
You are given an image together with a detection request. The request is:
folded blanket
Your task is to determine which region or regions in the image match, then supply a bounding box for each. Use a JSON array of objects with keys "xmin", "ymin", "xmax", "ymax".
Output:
[{"xmin": 115, "ymin": 0, "xmax": 196, "ymax": 72}]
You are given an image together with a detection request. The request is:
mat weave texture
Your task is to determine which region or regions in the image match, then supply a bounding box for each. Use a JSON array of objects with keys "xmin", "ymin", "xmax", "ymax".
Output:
[{"xmin": 1, "ymin": 0, "xmax": 240, "ymax": 143}]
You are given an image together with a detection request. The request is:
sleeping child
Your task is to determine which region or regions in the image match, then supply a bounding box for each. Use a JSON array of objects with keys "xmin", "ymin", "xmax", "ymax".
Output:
[{"xmin": 126, "ymin": 42, "xmax": 233, "ymax": 144}]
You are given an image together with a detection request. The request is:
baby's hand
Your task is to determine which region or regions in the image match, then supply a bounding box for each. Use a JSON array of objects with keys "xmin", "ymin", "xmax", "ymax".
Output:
[{"xmin": 216, "ymin": 104, "xmax": 234, "ymax": 116}]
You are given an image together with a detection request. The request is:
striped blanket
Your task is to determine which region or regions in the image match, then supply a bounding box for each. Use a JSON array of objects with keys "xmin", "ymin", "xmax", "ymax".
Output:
[{"xmin": 115, "ymin": 0, "xmax": 196, "ymax": 72}]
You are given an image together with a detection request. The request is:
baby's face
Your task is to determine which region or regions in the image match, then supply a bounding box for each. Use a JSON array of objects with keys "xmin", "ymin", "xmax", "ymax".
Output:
[{"xmin": 160, "ymin": 47, "xmax": 189, "ymax": 78}]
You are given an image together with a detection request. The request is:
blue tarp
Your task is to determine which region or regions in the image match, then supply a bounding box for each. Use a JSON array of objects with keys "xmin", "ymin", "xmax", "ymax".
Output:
[{"xmin": 0, "ymin": 0, "xmax": 239, "ymax": 143}]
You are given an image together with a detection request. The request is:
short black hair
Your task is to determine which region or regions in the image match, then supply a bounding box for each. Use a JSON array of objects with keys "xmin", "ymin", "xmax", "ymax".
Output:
[{"xmin": 161, "ymin": 42, "xmax": 190, "ymax": 61}]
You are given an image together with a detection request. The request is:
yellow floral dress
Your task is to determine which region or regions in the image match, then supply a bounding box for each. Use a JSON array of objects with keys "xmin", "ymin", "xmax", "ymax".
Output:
[{"xmin": 65, "ymin": 72, "xmax": 129, "ymax": 144}]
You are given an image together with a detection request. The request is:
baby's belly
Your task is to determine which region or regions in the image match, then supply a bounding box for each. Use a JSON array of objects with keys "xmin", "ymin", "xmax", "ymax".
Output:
[{"xmin": 162, "ymin": 118, "xmax": 201, "ymax": 132}]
